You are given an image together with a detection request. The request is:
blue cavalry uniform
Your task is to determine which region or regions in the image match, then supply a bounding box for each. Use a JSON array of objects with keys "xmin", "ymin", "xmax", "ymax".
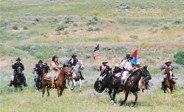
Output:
[
  {"xmin": 68, "ymin": 54, "xmax": 84, "ymax": 80},
  {"xmin": 9, "ymin": 57, "xmax": 28, "ymax": 87}
]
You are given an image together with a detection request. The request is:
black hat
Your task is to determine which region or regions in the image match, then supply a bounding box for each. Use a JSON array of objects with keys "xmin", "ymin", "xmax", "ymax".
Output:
[
  {"xmin": 38, "ymin": 60, "xmax": 43, "ymax": 63},
  {"xmin": 72, "ymin": 54, "xmax": 77, "ymax": 57},
  {"xmin": 126, "ymin": 54, "xmax": 132, "ymax": 59},
  {"xmin": 16, "ymin": 57, "xmax": 21, "ymax": 61}
]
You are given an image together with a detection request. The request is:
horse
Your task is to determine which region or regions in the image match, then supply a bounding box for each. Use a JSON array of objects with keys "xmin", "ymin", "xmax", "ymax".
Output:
[
  {"xmin": 67, "ymin": 60, "xmax": 84, "ymax": 91},
  {"xmin": 12, "ymin": 67, "xmax": 24, "ymax": 90},
  {"xmin": 42, "ymin": 64, "xmax": 70, "ymax": 97},
  {"xmin": 95, "ymin": 66, "xmax": 151, "ymax": 106},
  {"xmin": 162, "ymin": 70, "xmax": 175, "ymax": 94},
  {"xmin": 119, "ymin": 66, "xmax": 151, "ymax": 106}
]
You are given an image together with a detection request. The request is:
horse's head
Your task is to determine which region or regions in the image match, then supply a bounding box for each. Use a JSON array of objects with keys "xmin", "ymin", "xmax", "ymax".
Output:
[
  {"xmin": 16, "ymin": 67, "xmax": 22, "ymax": 75},
  {"xmin": 62, "ymin": 64, "xmax": 71, "ymax": 76},
  {"xmin": 140, "ymin": 66, "xmax": 151, "ymax": 79},
  {"xmin": 77, "ymin": 60, "xmax": 84, "ymax": 70}
]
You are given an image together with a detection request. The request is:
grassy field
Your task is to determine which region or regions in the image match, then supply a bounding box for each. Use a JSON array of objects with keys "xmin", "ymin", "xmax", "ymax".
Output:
[{"xmin": 0, "ymin": 0, "xmax": 184, "ymax": 112}]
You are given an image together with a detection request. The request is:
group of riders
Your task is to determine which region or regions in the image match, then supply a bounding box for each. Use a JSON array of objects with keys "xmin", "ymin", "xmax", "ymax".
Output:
[
  {"xmin": 8, "ymin": 53, "xmax": 175, "ymax": 90},
  {"xmin": 9, "ymin": 54, "xmax": 84, "ymax": 88}
]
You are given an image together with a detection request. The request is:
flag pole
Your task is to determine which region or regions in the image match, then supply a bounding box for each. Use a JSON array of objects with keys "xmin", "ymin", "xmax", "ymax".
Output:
[{"xmin": 98, "ymin": 41, "xmax": 101, "ymax": 66}]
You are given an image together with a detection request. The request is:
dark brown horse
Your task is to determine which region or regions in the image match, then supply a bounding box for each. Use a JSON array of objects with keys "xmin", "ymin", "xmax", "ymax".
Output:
[
  {"xmin": 95, "ymin": 66, "xmax": 151, "ymax": 106},
  {"xmin": 119, "ymin": 66, "xmax": 151, "ymax": 106},
  {"xmin": 42, "ymin": 64, "xmax": 70, "ymax": 97},
  {"xmin": 162, "ymin": 70, "xmax": 175, "ymax": 94},
  {"xmin": 12, "ymin": 67, "xmax": 24, "ymax": 90}
]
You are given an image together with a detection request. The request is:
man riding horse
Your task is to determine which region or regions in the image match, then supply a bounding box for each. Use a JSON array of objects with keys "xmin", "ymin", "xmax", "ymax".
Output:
[
  {"xmin": 98, "ymin": 61, "xmax": 111, "ymax": 76},
  {"xmin": 68, "ymin": 54, "xmax": 84, "ymax": 80},
  {"xmin": 9, "ymin": 57, "xmax": 28, "ymax": 87},
  {"xmin": 161, "ymin": 60, "xmax": 175, "ymax": 89},
  {"xmin": 120, "ymin": 54, "xmax": 134, "ymax": 87}
]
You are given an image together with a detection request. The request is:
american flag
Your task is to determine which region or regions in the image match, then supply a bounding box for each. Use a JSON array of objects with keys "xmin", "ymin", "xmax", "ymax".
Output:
[{"xmin": 92, "ymin": 44, "xmax": 100, "ymax": 60}]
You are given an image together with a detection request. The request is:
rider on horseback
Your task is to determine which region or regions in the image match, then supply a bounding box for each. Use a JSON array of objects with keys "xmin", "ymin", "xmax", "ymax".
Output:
[
  {"xmin": 68, "ymin": 54, "xmax": 84, "ymax": 80},
  {"xmin": 120, "ymin": 54, "xmax": 134, "ymax": 87},
  {"xmin": 51, "ymin": 55, "xmax": 61, "ymax": 88},
  {"xmin": 9, "ymin": 57, "xmax": 28, "ymax": 87},
  {"xmin": 35, "ymin": 60, "xmax": 44, "ymax": 76},
  {"xmin": 161, "ymin": 60, "xmax": 174, "ymax": 88},
  {"xmin": 98, "ymin": 61, "xmax": 111, "ymax": 76},
  {"xmin": 113, "ymin": 64, "xmax": 122, "ymax": 74}
]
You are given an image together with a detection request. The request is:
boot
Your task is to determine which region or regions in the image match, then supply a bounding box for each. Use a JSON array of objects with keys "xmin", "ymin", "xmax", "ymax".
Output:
[
  {"xmin": 23, "ymin": 80, "xmax": 28, "ymax": 87},
  {"xmin": 51, "ymin": 80, "xmax": 55, "ymax": 88}
]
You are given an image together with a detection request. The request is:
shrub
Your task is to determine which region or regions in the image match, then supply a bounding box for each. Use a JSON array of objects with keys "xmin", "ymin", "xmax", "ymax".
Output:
[
  {"xmin": 172, "ymin": 19, "xmax": 182, "ymax": 24},
  {"xmin": 93, "ymin": 26, "xmax": 101, "ymax": 31},
  {"xmin": 87, "ymin": 27, "xmax": 93, "ymax": 31},
  {"xmin": 161, "ymin": 25, "xmax": 169, "ymax": 30},
  {"xmin": 174, "ymin": 50, "xmax": 184, "ymax": 66},
  {"xmin": 23, "ymin": 26, "xmax": 28, "ymax": 30},
  {"xmin": 129, "ymin": 35, "xmax": 139, "ymax": 39},
  {"xmin": 12, "ymin": 26, "xmax": 18, "ymax": 30},
  {"xmin": 87, "ymin": 16, "xmax": 98, "ymax": 25},
  {"xmin": 63, "ymin": 16, "xmax": 73, "ymax": 24},
  {"xmin": 56, "ymin": 25, "xmax": 65, "ymax": 31}
]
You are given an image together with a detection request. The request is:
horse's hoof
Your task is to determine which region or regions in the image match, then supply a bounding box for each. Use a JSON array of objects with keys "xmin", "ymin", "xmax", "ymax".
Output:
[
  {"xmin": 131, "ymin": 103, "xmax": 136, "ymax": 107},
  {"xmin": 119, "ymin": 101, "xmax": 124, "ymax": 106}
]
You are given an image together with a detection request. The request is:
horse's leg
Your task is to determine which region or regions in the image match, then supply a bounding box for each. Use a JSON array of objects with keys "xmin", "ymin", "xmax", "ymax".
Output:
[
  {"xmin": 47, "ymin": 86, "xmax": 50, "ymax": 96},
  {"xmin": 108, "ymin": 89, "xmax": 113, "ymax": 101},
  {"xmin": 57, "ymin": 87, "xmax": 61, "ymax": 97},
  {"xmin": 132, "ymin": 92, "xmax": 138, "ymax": 107},
  {"xmin": 112, "ymin": 88, "xmax": 118, "ymax": 103},
  {"xmin": 79, "ymin": 79, "xmax": 82, "ymax": 91},
  {"xmin": 167, "ymin": 87, "xmax": 170, "ymax": 94},
  {"xmin": 120, "ymin": 91, "xmax": 129, "ymax": 106},
  {"xmin": 42, "ymin": 84, "xmax": 46, "ymax": 97},
  {"xmin": 60, "ymin": 88, "xmax": 64, "ymax": 96},
  {"xmin": 73, "ymin": 79, "xmax": 76, "ymax": 87}
]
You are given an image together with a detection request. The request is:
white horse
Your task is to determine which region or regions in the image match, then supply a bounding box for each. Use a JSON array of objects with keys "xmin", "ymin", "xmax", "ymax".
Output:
[{"xmin": 67, "ymin": 60, "xmax": 84, "ymax": 91}]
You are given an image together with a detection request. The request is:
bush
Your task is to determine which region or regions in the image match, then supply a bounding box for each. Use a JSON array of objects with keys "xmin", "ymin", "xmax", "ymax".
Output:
[
  {"xmin": 56, "ymin": 25, "xmax": 65, "ymax": 31},
  {"xmin": 172, "ymin": 19, "xmax": 182, "ymax": 24},
  {"xmin": 87, "ymin": 16, "xmax": 98, "ymax": 25},
  {"xmin": 12, "ymin": 26, "xmax": 18, "ymax": 30},
  {"xmin": 23, "ymin": 26, "xmax": 28, "ymax": 30},
  {"xmin": 174, "ymin": 51, "xmax": 184, "ymax": 66},
  {"xmin": 161, "ymin": 25, "xmax": 169, "ymax": 30},
  {"xmin": 129, "ymin": 35, "xmax": 139, "ymax": 39},
  {"xmin": 87, "ymin": 27, "xmax": 93, "ymax": 31},
  {"xmin": 63, "ymin": 16, "xmax": 73, "ymax": 24}
]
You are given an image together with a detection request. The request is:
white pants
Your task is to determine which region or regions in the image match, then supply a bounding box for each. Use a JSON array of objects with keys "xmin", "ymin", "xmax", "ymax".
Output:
[{"xmin": 122, "ymin": 71, "xmax": 129, "ymax": 80}]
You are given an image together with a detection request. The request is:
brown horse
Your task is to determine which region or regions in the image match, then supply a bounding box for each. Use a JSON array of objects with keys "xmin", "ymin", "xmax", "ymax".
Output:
[
  {"xmin": 12, "ymin": 67, "xmax": 24, "ymax": 90},
  {"xmin": 162, "ymin": 70, "xmax": 175, "ymax": 94},
  {"xmin": 42, "ymin": 64, "xmax": 70, "ymax": 97}
]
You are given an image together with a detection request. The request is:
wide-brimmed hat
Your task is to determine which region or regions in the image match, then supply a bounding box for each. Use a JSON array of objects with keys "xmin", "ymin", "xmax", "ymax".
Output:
[
  {"xmin": 165, "ymin": 60, "xmax": 172, "ymax": 64},
  {"xmin": 38, "ymin": 60, "xmax": 43, "ymax": 63},
  {"xmin": 115, "ymin": 64, "xmax": 120, "ymax": 67},
  {"xmin": 102, "ymin": 61, "xmax": 108, "ymax": 64},
  {"xmin": 72, "ymin": 54, "xmax": 77, "ymax": 57},
  {"xmin": 126, "ymin": 54, "xmax": 132, "ymax": 59},
  {"xmin": 16, "ymin": 57, "xmax": 21, "ymax": 61}
]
